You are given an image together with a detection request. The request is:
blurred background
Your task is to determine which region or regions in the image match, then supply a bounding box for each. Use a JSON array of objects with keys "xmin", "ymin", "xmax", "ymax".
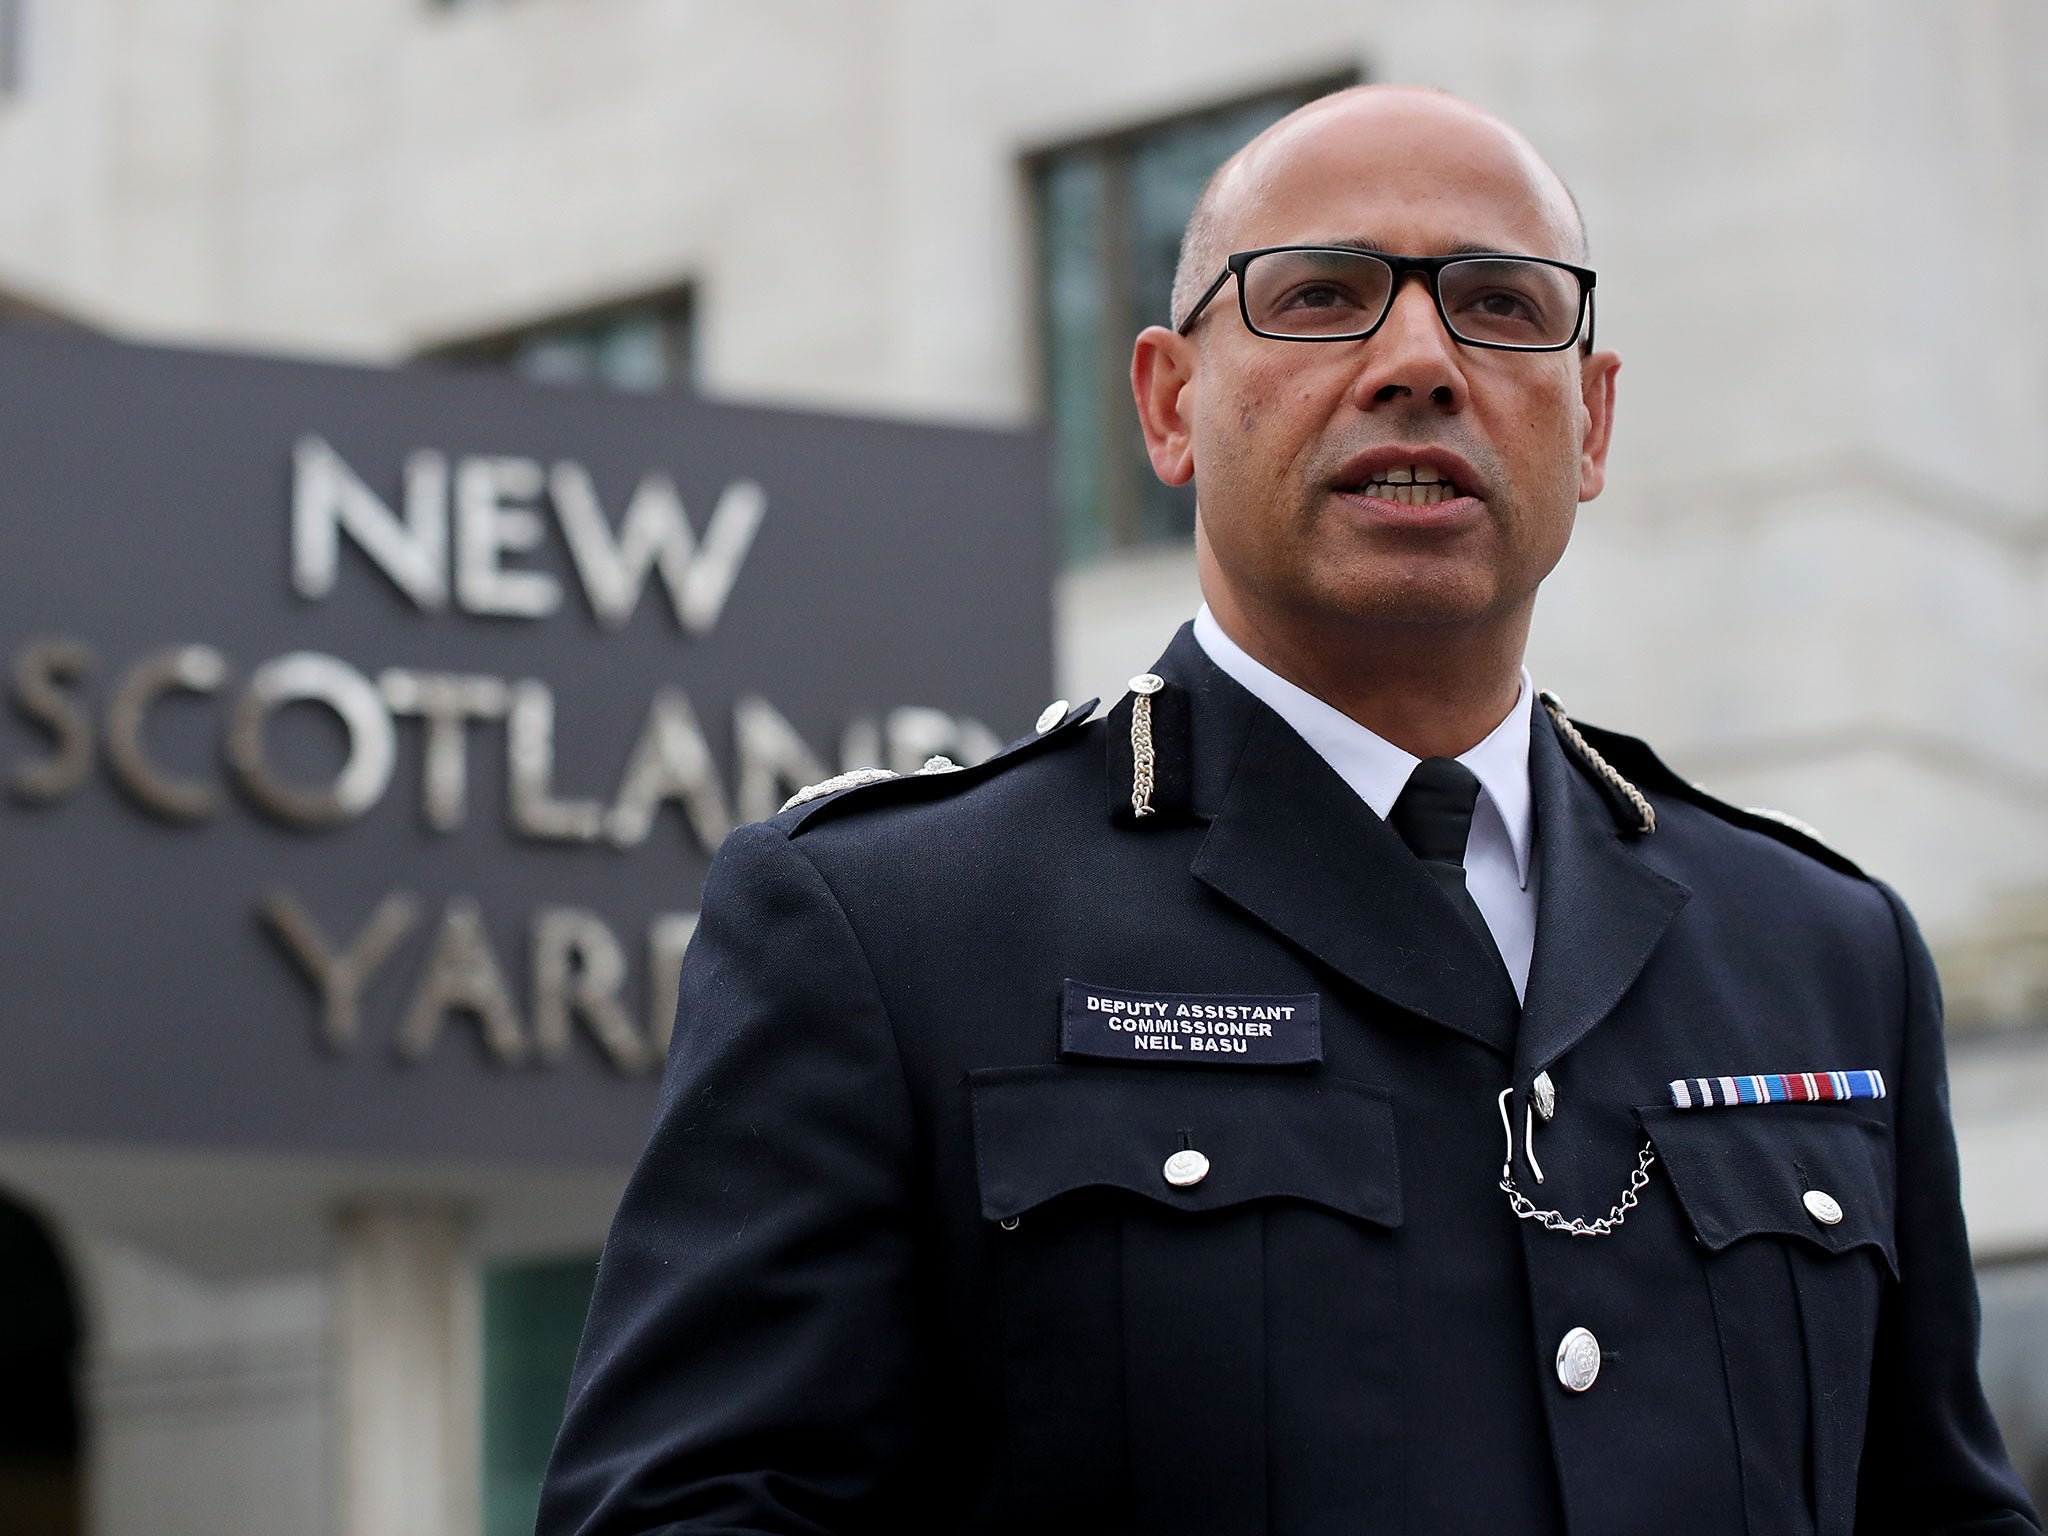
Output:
[{"xmin": 0, "ymin": 2, "xmax": 2044, "ymax": 1533}]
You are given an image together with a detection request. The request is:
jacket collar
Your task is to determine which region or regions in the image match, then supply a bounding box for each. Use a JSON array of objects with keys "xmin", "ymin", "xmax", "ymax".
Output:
[
  {"xmin": 1191, "ymin": 605, "xmax": 1536, "ymax": 890},
  {"xmin": 1158, "ymin": 627, "xmax": 1520, "ymax": 1055},
  {"xmin": 1141, "ymin": 626, "xmax": 1687, "ymax": 1066},
  {"xmin": 1516, "ymin": 703, "xmax": 1690, "ymax": 1078}
]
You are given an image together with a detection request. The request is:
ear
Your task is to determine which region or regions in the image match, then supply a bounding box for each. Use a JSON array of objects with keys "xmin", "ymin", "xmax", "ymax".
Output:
[
  {"xmin": 1576, "ymin": 348, "xmax": 1620, "ymax": 502},
  {"xmin": 1131, "ymin": 325, "xmax": 1197, "ymax": 487}
]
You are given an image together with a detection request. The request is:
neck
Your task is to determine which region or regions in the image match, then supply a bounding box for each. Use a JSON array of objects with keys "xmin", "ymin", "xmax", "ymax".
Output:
[{"xmin": 1203, "ymin": 590, "xmax": 1532, "ymax": 761}]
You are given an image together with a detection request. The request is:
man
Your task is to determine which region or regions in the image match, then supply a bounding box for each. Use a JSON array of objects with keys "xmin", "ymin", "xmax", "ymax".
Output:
[{"xmin": 539, "ymin": 86, "xmax": 2040, "ymax": 1535}]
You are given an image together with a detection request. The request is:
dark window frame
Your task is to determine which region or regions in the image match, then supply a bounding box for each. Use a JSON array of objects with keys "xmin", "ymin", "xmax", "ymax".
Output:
[
  {"xmin": 1024, "ymin": 71, "xmax": 1360, "ymax": 568},
  {"xmin": 419, "ymin": 283, "xmax": 696, "ymax": 395}
]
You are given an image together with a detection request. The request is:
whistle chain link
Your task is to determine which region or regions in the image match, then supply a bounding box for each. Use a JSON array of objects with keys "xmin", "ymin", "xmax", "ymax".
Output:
[
  {"xmin": 1130, "ymin": 695, "xmax": 1157, "ymax": 819},
  {"xmin": 1497, "ymin": 1086, "xmax": 1656, "ymax": 1238},
  {"xmin": 1500, "ymin": 1144, "xmax": 1657, "ymax": 1237}
]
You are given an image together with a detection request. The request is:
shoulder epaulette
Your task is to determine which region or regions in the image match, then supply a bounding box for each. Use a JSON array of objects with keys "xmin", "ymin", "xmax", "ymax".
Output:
[
  {"xmin": 1557, "ymin": 706, "xmax": 1867, "ymax": 880},
  {"xmin": 775, "ymin": 698, "xmax": 1098, "ymax": 835}
]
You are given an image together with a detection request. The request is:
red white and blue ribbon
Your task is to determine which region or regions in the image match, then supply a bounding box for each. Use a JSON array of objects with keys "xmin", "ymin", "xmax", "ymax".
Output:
[{"xmin": 1669, "ymin": 1071, "xmax": 1886, "ymax": 1109}]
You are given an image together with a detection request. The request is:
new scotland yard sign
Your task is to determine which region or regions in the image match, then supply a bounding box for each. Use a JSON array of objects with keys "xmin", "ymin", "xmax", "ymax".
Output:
[{"xmin": 0, "ymin": 328, "xmax": 1051, "ymax": 1164}]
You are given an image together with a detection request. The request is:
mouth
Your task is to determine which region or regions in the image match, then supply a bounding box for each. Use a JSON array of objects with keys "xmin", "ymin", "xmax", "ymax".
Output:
[
  {"xmin": 1341, "ymin": 464, "xmax": 1467, "ymax": 505},
  {"xmin": 1329, "ymin": 448, "xmax": 1486, "ymax": 512}
]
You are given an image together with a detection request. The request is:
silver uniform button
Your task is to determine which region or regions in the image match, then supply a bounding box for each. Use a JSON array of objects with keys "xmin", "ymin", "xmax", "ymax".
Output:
[
  {"xmin": 1803, "ymin": 1189, "xmax": 1844, "ymax": 1226},
  {"xmin": 1035, "ymin": 699, "xmax": 1070, "ymax": 734},
  {"xmin": 1556, "ymin": 1327, "xmax": 1602, "ymax": 1393},
  {"xmin": 1532, "ymin": 1070, "xmax": 1558, "ymax": 1122},
  {"xmin": 1129, "ymin": 672, "xmax": 1165, "ymax": 696},
  {"xmin": 1162, "ymin": 1148, "xmax": 1210, "ymax": 1188}
]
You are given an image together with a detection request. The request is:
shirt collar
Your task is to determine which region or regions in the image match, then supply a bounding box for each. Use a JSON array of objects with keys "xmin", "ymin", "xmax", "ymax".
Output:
[{"xmin": 1191, "ymin": 605, "xmax": 1535, "ymax": 889}]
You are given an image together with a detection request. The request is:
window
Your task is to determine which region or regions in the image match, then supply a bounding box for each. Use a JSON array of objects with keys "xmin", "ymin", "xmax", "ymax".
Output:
[
  {"xmin": 1031, "ymin": 77, "xmax": 1355, "ymax": 567},
  {"xmin": 0, "ymin": 0, "xmax": 27, "ymax": 97},
  {"xmin": 1979, "ymin": 1256, "xmax": 2048, "ymax": 1510},
  {"xmin": 481, "ymin": 1253, "xmax": 599, "ymax": 1536},
  {"xmin": 428, "ymin": 287, "xmax": 695, "ymax": 394}
]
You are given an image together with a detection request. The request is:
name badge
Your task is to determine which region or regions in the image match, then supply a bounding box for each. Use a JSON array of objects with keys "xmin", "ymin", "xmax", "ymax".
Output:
[{"xmin": 1060, "ymin": 980, "xmax": 1322, "ymax": 1066}]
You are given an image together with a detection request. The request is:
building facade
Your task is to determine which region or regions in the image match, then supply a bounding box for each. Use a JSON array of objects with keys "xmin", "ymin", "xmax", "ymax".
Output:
[{"xmin": 1, "ymin": 1, "xmax": 2044, "ymax": 1530}]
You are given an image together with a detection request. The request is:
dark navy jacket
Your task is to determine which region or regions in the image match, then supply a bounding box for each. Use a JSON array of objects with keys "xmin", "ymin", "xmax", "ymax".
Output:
[{"xmin": 538, "ymin": 627, "xmax": 2040, "ymax": 1536}]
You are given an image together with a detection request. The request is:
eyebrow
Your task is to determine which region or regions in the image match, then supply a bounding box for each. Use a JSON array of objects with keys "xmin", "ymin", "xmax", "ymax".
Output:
[{"xmin": 1311, "ymin": 237, "xmax": 1533, "ymax": 259}]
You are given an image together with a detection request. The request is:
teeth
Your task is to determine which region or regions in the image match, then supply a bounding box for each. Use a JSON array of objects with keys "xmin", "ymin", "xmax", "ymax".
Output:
[
  {"xmin": 1361, "ymin": 481, "xmax": 1457, "ymax": 504},
  {"xmin": 1352, "ymin": 463, "xmax": 1462, "ymax": 502}
]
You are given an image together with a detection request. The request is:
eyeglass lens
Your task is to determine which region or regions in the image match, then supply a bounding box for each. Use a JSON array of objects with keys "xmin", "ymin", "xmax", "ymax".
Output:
[{"xmin": 1239, "ymin": 250, "xmax": 1582, "ymax": 347}]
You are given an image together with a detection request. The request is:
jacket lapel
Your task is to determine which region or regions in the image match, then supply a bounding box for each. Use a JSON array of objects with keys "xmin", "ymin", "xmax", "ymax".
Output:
[
  {"xmin": 1515, "ymin": 711, "xmax": 1691, "ymax": 1078},
  {"xmin": 1152, "ymin": 631, "xmax": 1519, "ymax": 1057}
]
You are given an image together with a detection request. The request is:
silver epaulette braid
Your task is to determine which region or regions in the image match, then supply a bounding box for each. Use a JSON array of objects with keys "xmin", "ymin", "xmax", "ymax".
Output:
[
  {"xmin": 1125, "ymin": 672, "xmax": 1164, "ymax": 819},
  {"xmin": 780, "ymin": 766, "xmax": 898, "ymax": 812},
  {"xmin": 1539, "ymin": 691, "xmax": 1656, "ymax": 834},
  {"xmin": 776, "ymin": 756, "xmax": 959, "ymax": 814},
  {"xmin": 1130, "ymin": 694, "xmax": 1156, "ymax": 819}
]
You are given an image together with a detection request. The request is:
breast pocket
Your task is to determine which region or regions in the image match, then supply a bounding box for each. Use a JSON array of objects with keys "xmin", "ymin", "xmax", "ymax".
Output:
[
  {"xmin": 968, "ymin": 1065, "xmax": 1403, "ymax": 1536},
  {"xmin": 1638, "ymin": 1105, "xmax": 1897, "ymax": 1536}
]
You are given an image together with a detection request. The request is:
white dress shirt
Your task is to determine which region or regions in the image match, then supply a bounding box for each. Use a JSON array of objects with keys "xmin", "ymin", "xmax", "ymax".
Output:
[{"xmin": 1191, "ymin": 606, "xmax": 1540, "ymax": 1001}]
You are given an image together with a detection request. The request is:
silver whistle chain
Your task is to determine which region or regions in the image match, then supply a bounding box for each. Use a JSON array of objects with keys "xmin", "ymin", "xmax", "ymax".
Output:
[{"xmin": 1496, "ymin": 1087, "xmax": 1656, "ymax": 1238}]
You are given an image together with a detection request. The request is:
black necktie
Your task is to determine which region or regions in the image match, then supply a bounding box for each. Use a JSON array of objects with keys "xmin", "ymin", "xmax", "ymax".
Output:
[{"xmin": 1387, "ymin": 757, "xmax": 1512, "ymax": 987}]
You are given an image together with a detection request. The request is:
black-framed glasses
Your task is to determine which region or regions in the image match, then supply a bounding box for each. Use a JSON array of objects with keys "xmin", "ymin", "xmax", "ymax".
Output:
[{"xmin": 1176, "ymin": 245, "xmax": 1597, "ymax": 352}]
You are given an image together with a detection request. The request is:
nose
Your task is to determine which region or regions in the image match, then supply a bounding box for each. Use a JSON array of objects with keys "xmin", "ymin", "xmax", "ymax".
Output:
[{"xmin": 1348, "ymin": 272, "xmax": 1469, "ymax": 414}]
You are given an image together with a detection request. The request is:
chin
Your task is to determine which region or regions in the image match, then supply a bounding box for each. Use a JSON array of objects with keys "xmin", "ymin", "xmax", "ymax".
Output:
[{"xmin": 1309, "ymin": 566, "xmax": 1506, "ymax": 630}]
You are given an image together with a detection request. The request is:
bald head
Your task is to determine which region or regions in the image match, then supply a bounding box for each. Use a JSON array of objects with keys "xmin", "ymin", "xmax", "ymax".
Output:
[
  {"xmin": 1170, "ymin": 85, "xmax": 1587, "ymax": 329},
  {"xmin": 1129, "ymin": 85, "xmax": 1620, "ymax": 734}
]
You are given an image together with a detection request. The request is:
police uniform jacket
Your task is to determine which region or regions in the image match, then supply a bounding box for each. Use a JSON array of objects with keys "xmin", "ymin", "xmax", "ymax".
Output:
[{"xmin": 538, "ymin": 625, "xmax": 2041, "ymax": 1536}]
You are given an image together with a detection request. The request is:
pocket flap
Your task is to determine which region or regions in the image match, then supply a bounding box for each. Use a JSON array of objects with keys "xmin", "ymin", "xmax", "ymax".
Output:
[
  {"xmin": 1636, "ymin": 1104, "xmax": 1897, "ymax": 1277},
  {"xmin": 969, "ymin": 1066, "xmax": 1401, "ymax": 1227}
]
